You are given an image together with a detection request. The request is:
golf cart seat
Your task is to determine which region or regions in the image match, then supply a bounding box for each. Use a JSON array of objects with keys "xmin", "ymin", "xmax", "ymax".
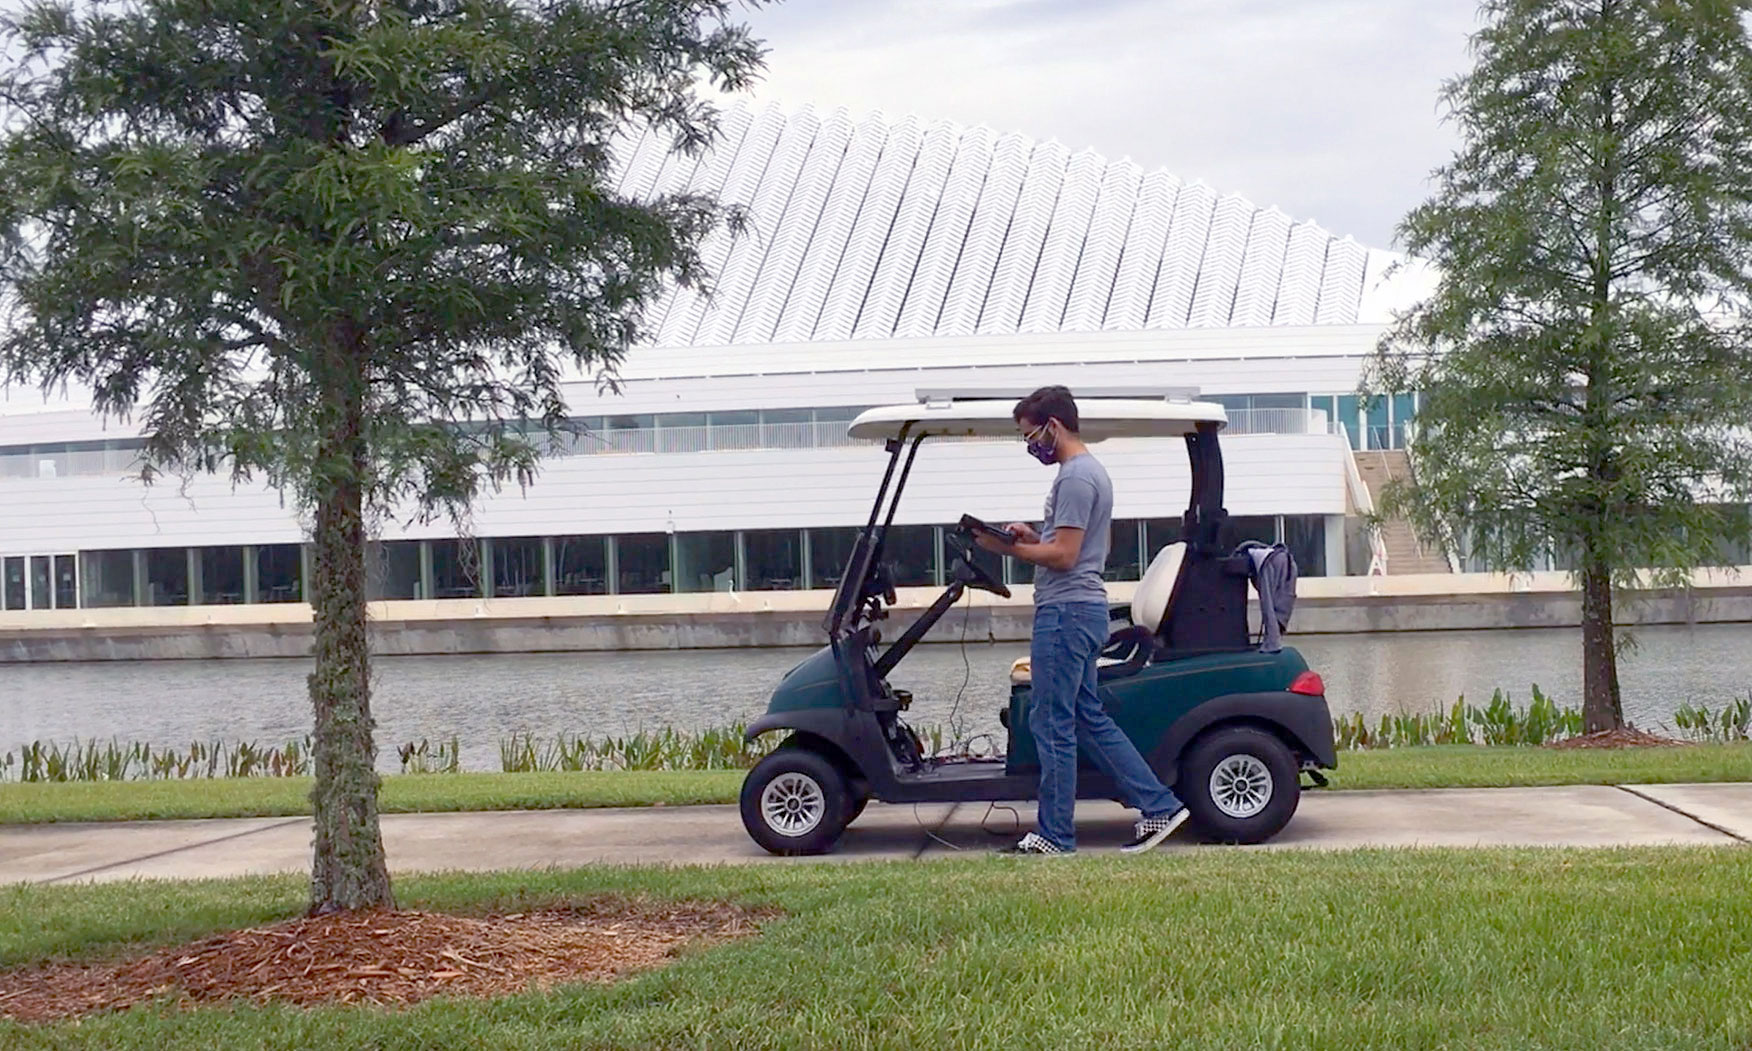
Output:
[{"xmin": 1008, "ymin": 542, "xmax": 1185, "ymax": 685}]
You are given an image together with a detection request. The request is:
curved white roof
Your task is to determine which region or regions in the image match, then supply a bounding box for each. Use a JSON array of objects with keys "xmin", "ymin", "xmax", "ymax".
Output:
[
  {"xmin": 848, "ymin": 399, "xmax": 1226, "ymax": 442},
  {"xmin": 614, "ymin": 102, "xmax": 1408, "ymax": 348}
]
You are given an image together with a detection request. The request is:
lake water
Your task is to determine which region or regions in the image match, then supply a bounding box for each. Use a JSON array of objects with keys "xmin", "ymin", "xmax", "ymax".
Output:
[{"xmin": 0, "ymin": 624, "xmax": 1744, "ymax": 772}]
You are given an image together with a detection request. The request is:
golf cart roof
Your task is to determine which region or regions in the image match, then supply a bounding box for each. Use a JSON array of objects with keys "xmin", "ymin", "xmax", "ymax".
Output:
[{"xmin": 848, "ymin": 389, "xmax": 1227, "ymax": 442}]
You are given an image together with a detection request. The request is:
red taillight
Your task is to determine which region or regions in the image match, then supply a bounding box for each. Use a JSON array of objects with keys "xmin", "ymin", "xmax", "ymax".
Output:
[{"xmin": 1288, "ymin": 671, "xmax": 1325, "ymax": 697}]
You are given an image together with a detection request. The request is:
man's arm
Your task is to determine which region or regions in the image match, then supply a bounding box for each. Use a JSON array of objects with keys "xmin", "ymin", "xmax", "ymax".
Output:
[{"xmin": 1003, "ymin": 527, "xmax": 1083, "ymax": 571}]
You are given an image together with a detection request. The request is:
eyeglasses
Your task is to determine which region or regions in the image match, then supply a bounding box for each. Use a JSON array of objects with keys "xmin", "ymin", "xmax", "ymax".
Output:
[{"xmin": 1021, "ymin": 422, "xmax": 1050, "ymax": 443}]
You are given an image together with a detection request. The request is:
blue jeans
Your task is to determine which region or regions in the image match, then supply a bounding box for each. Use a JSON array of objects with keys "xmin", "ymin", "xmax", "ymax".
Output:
[{"xmin": 1029, "ymin": 601, "xmax": 1182, "ymax": 850}]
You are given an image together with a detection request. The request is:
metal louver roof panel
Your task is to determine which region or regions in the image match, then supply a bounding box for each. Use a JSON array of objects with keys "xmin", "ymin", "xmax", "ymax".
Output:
[
  {"xmin": 667, "ymin": 103, "xmax": 790, "ymax": 345},
  {"xmin": 854, "ymin": 119, "xmax": 960, "ymax": 339},
  {"xmin": 1315, "ymin": 236, "xmax": 1369, "ymax": 324},
  {"xmin": 694, "ymin": 106, "xmax": 822, "ymax": 347},
  {"xmin": 1274, "ymin": 221, "xmax": 1330, "ymax": 326},
  {"xmin": 978, "ymin": 139, "xmax": 1069, "ymax": 334},
  {"xmin": 1061, "ymin": 159, "xmax": 1141, "ymax": 332},
  {"xmin": 770, "ymin": 112, "xmax": 890, "ymax": 344},
  {"xmin": 1103, "ymin": 169, "xmax": 1179, "ymax": 331},
  {"xmin": 649, "ymin": 106, "xmax": 756, "ymax": 345},
  {"xmin": 622, "ymin": 102, "xmax": 1386, "ymax": 345},
  {"xmin": 1147, "ymin": 181, "xmax": 1216, "ymax": 328},
  {"xmin": 1188, "ymin": 194, "xmax": 1255, "ymax": 328},
  {"xmin": 813, "ymin": 115, "xmax": 923, "ymax": 341},
  {"xmin": 893, "ymin": 124, "xmax": 997, "ymax": 339},
  {"xmin": 937, "ymin": 130, "xmax": 1032, "ymax": 337},
  {"xmin": 1232, "ymin": 207, "xmax": 1293, "ymax": 328},
  {"xmin": 1020, "ymin": 148, "xmax": 1106, "ymax": 334},
  {"xmin": 730, "ymin": 108, "xmax": 853, "ymax": 344}
]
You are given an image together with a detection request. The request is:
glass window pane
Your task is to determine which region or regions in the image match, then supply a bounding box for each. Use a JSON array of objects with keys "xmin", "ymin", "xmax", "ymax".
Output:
[
  {"xmin": 812, "ymin": 406, "xmax": 870, "ymax": 423},
  {"xmin": 554, "ymin": 536, "xmax": 607, "ymax": 595},
  {"xmin": 1284, "ymin": 516, "xmax": 1327, "ymax": 577},
  {"xmin": 29, "ymin": 446, "xmax": 69, "ymax": 479},
  {"xmin": 1251, "ymin": 393, "xmax": 1307, "ymax": 410},
  {"xmin": 492, "ymin": 537, "xmax": 544, "ymax": 598},
  {"xmin": 1309, "ymin": 395, "xmax": 1337, "ymax": 434},
  {"xmin": 29, "ymin": 556, "xmax": 51, "ymax": 609},
  {"xmin": 1391, "ymin": 392, "xmax": 1417, "ymax": 448},
  {"xmin": 1105, "ymin": 520, "xmax": 1144, "ymax": 582},
  {"xmin": 1228, "ymin": 516, "xmax": 1279, "ymax": 548},
  {"xmin": 256, "ymin": 545, "xmax": 304, "ymax": 603},
  {"xmin": 1336, "ymin": 395, "xmax": 1362, "ymax": 449},
  {"xmin": 707, "ymin": 410, "xmax": 761, "ymax": 451},
  {"xmin": 430, "ymin": 539, "xmax": 481, "ymax": 599},
  {"xmin": 806, "ymin": 528, "xmax": 860, "ymax": 589},
  {"xmin": 199, "ymin": 546, "xmax": 246, "ymax": 604},
  {"xmin": 55, "ymin": 553, "xmax": 78, "ymax": 608},
  {"xmin": 760, "ymin": 408, "xmax": 812, "ymax": 424},
  {"xmin": 615, "ymin": 534, "xmax": 671, "ymax": 594},
  {"xmin": 144, "ymin": 548, "xmax": 189, "ymax": 607},
  {"xmin": 1703, "ymin": 504, "xmax": 1751, "ymax": 567},
  {"xmin": 368, "ymin": 541, "xmax": 422, "ymax": 600},
  {"xmin": 1006, "ymin": 556, "xmax": 1034, "ymax": 585},
  {"xmin": 2, "ymin": 557, "xmax": 24, "ymax": 610},
  {"xmin": 675, "ymin": 532, "xmax": 735, "ymax": 593},
  {"xmin": 1364, "ymin": 395, "xmax": 1390, "ymax": 451},
  {"xmin": 605, "ymin": 413, "xmax": 654, "ymax": 431},
  {"xmin": 744, "ymin": 529, "xmax": 802, "ymax": 590},
  {"xmin": 81, "ymin": 550, "xmax": 135, "ymax": 608},
  {"xmin": 882, "ymin": 525, "xmax": 937, "ymax": 588},
  {"xmin": 1145, "ymin": 518, "xmax": 1184, "ymax": 556}
]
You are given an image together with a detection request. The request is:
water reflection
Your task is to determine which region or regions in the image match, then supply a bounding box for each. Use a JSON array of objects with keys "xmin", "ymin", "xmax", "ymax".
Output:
[{"xmin": 0, "ymin": 624, "xmax": 1741, "ymax": 773}]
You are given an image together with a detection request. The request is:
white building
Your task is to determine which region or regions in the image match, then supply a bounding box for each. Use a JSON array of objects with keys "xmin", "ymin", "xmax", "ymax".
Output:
[{"xmin": 0, "ymin": 103, "xmax": 1436, "ymax": 613}]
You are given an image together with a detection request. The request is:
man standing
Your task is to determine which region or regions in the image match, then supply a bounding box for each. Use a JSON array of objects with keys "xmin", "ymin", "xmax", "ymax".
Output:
[{"xmin": 977, "ymin": 386, "xmax": 1189, "ymax": 856}]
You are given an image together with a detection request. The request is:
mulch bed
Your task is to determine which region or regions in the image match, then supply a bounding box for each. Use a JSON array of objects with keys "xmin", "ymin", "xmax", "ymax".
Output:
[
  {"xmin": 1548, "ymin": 727, "xmax": 1688, "ymax": 749},
  {"xmin": 0, "ymin": 897, "xmax": 774, "ymax": 1024}
]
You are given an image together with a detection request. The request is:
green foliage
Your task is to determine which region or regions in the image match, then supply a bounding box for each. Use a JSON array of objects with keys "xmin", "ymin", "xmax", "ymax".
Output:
[
  {"xmin": 1333, "ymin": 685, "xmax": 1586, "ymax": 749},
  {"xmin": 496, "ymin": 723, "xmax": 782, "ymax": 772},
  {"xmin": 1672, "ymin": 695, "xmax": 1752, "ymax": 742},
  {"xmin": 0, "ymin": 0, "xmax": 767, "ymax": 512},
  {"xmin": 0, "ymin": 737, "xmax": 315, "ymax": 782},
  {"xmin": 1371, "ymin": 0, "xmax": 1752, "ymax": 729}
]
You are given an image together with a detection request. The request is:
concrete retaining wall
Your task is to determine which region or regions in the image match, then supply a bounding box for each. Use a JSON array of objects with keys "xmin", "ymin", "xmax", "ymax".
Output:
[{"xmin": 2, "ymin": 570, "xmax": 1748, "ymax": 662}]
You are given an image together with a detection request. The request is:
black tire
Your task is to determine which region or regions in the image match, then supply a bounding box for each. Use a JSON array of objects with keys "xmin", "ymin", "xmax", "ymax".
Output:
[
  {"xmin": 740, "ymin": 748, "xmax": 851, "ymax": 856},
  {"xmin": 1175, "ymin": 725, "xmax": 1300, "ymax": 845}
]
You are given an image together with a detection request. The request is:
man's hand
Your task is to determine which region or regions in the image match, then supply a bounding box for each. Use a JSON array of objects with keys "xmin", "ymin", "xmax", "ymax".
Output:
[
  {"xmin": 974, "ymin": 530, "xmax": 1014, "ymax": 555},
  {"xmin": 1006, "ymin": 522, "xmax": 1041, "ymax": 544}
]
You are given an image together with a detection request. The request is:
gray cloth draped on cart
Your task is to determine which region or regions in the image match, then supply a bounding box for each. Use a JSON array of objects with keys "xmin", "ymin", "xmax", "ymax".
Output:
[{"xmin": 1236, "ymin": 541, "xmax": 1297, "ymax": 653}]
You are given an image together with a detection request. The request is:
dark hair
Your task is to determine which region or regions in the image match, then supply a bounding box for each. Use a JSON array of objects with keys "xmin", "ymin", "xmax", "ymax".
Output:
[{"xmin": 1012, "ymin": 385, "xmax": 1079, "ymax": 433}]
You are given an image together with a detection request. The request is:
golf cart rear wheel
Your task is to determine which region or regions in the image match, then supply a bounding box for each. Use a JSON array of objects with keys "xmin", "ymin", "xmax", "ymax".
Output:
[
  {"xmin": 740, "ymin": 748, "xmax": 851, "ymax": 856},
  {"xmin": 1177, "ymin": 725, "xmax": 1300, "ymax": 844}
]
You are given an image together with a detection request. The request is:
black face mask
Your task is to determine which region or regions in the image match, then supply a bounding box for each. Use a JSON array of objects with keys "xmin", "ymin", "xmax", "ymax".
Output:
[{"xmin": 1024, "ymin": 421, "xmax": 1059, "ymax": 465}]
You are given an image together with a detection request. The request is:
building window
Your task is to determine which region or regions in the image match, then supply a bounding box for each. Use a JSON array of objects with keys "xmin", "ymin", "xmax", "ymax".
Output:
[
  {"xmin": 807, "ymin": 527, "xmax": 859, "ymax": 589},
  {"xmin": 1105, "ymin": 520, "xmax": 1145, "ymax": 582},
  {"xmin": 144, "ymin": 548, "xmax": 189, "ymax": 606},
  {"xmin": 368, "ymin": 541, "xmax": 423, "ymax": 600},
  {"xmin": 491, "ymin": 537, "xmax": 544, "ymax": 598},
  {"xmin": 1145, "ymin": 518, "xmax": 1183, "ymax": 556},
  {"xmin": 430, "ymin": 539, "xmax": 481, "ymax": 599},
  {"xmin": 1228, "ymin": 516, "xmax": 1280, "ymax": 548},
  {"xmin": 55, "ymin": 555, "xmax": 77, "ymax": 609},
  {"xmin": 882, "ymin": 525, "xmax": 937, "ymax": 588},
  {"xmin": 2, "ymin": 557, "xmax": 22, "ymax": 610},
  {"xmin": 256, "ymin": 545, "xmax": 304, "ymax": 603},
  {"xmin": 1284, "ymin": 516, "xmax": 1327, "ymax": 577},
  {"xmin": 674, "ymin": 532, "xmax": 735, "ymax": 593},
  {"xmin": 29, "ymin": 556, "xmax": 51, "ymax": 608},
  {"xmin": 554, "ymin": 536, "xmax": 608, "ymax": 595},
  {"xmin": 616, "ymin": 533, "xmax": 671, "ymax": 594},
  {"xmin": 81, "ymin": 550, "xmax": 135, "ymax": 608},
  {"xmin": 707, "ymin": 410, "xmax": 760, "ymax": 451},
  {"xmin": 743, "ymin": 529, "xmax": 802, "ymax": 590},
  {"xmin": 199, "ymin": 546, "xmax": 246, "ymax": 604}
]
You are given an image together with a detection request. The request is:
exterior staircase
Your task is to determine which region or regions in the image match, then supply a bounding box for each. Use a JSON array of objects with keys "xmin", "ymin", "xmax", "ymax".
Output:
[{"xmin": 1353, "ymin": 450, "xmax": 1453, "ymax": 575}]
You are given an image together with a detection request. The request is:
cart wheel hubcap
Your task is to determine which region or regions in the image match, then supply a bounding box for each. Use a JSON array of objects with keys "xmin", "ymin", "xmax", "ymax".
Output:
[
  {"xmin": 761, "ymin": 772, "xmax": 826, "ymax": 836},
  {"xmin": 1210, "ymin": 754, "xmax": 1273, "ymax": 819}
]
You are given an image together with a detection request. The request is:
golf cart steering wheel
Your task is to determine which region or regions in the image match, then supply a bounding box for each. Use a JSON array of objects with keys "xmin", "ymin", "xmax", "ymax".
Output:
[{"xmin": 948, "ymin": 528, "xmax": 1012, "ymax": 599}]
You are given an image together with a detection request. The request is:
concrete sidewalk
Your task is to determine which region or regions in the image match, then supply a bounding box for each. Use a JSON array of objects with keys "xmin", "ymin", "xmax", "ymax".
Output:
[{"xmin": 3, "ymin": 783, "xmax": 1747, "ymax": 886}]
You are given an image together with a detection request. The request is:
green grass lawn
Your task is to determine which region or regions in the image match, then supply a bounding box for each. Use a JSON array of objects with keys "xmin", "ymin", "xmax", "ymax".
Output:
[
  {"xmin": 2, "ymin": 742, "xmax": 1748, "ymax": 825},
  {"xmin": 2, "ymin": 848, "xmax": 1749, "ymax": 1049}
]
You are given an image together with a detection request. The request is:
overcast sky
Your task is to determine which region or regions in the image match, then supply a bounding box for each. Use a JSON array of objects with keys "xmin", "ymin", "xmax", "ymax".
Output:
[{"xmin": 734, "ymin": 0, "xmax": 1484, "ymax": 250}]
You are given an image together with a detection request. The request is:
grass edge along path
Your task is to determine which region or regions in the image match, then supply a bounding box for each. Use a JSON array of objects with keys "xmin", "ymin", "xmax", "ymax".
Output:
[
  {"xmin": 1, "ymin": 849, "xmax": 1750, "ymax": 1049},
  {"xmin": 2, "ymin": 742, "xmax": 1749, "ymax": 825}
]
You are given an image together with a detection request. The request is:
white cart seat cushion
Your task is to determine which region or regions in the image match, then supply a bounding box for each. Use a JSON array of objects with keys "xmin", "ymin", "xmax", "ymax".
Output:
[{"xmin": 1131, "ymin": 541, "xmax": 1187, "ymax": 634}]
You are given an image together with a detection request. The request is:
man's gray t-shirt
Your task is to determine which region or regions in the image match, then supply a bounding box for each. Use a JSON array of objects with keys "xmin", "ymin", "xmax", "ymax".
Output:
[{"xmin": 1033, "ymin": 452, "xmax": 1112, "ymax": 606}]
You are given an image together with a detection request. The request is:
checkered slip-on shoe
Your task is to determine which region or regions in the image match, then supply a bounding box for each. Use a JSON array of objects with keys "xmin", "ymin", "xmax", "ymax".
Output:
[
  {"xmin": 996, "ymin": 832, "xmax": 1074, "ymax": 856},
  {"xmin": 1120, "ymin": 807, "xmax": 1190, "ymax": 854}
]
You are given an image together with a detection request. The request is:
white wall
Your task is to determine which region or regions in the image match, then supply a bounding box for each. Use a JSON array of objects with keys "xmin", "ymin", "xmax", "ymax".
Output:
[{"xmin": 0, "ymin": 433, "xmax": 1350, "ymax": 554}]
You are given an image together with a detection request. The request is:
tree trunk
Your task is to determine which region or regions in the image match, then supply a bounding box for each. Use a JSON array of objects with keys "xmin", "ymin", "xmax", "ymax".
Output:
[
  {"xmin": 1579, "ymin": 557, "xmax": 1624, "ymax": 734},
  {"xmin": 308, "ymin": 341, "xmax": 393, "ymax": 914}
]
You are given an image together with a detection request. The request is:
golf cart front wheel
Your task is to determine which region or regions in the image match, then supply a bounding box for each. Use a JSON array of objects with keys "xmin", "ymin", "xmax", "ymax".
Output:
[
  {"xmin": 740, "ymin": 748, "xmax": 851, "ymax": 856},
  {"xmin": 1177, "ymin": 725, "xmax": 1300, "ymax": 844}
]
